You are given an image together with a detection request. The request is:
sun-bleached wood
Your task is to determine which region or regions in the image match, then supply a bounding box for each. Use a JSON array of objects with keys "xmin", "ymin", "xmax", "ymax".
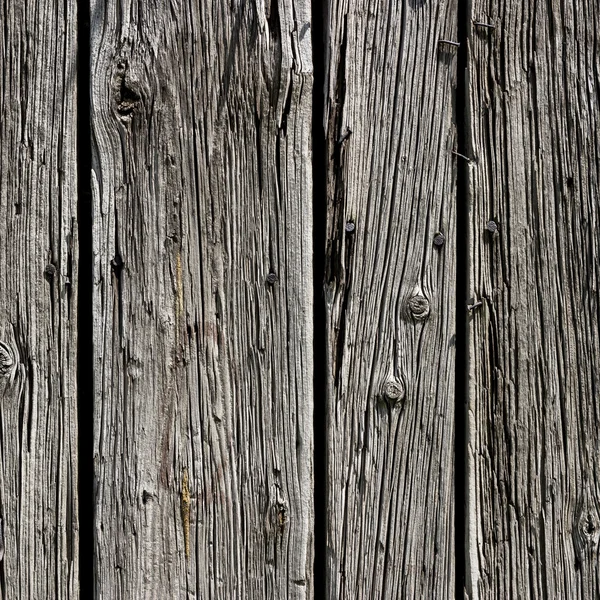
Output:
[
  {"xmin": 0, "ymin": 1, "xmax": 79, "ymax": 598},
  {"xmin": 323, "ymin": 0, "xmax": 458, "ymax": 596},
  {"xmin": 90, "ymin": 0, "xmax": 313, "ymax": 597},
  {"xmin": 467, "ymin": 1, "xmax": 600, "ymax": 597}
]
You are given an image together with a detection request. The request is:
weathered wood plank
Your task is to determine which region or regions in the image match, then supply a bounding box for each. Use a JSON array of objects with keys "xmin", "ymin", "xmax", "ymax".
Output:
[
  {"xmin": 90, "ymin": 0, "xmax": 313, "ymax": 596},
  {"xmin": 0, "ymin": 1, "xmax": 79, "ymax": 598},
  {"xmin": 323, "ymin": 0, "xmax": 458, "ymax": 596},
  {"xmin": 467, "ymin": 1, "xmax": 600, "ymax": 596}
]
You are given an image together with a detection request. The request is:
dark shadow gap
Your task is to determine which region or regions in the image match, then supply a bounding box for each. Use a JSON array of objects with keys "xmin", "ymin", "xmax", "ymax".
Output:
[
  {"xmin": 312, "ymin": 0, "xmax": 328, "ymax": 594},
  {"xmin": 76, "ymin": 0, "xmax": 93, "ymax": 595},
  {"xmin": 455, "ymin": 0, "xmax": 470, "ymax": 597}
]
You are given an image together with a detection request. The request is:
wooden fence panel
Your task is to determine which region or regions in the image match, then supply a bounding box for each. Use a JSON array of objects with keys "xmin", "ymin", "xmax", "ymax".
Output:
[
  {"xmin": 323, "ymin": 1, "xmax": 458, "ymax": 597},
  {"xmin": 467, "ymin": 1, "xmax": 600, "ymax": 597},
  {"xmin": 0, "ymin": 1, "xmax": 79, "ymax": 598},
  {"xmin": 90, "ymin": 0, "xmax": 313, "ymax": 597}
]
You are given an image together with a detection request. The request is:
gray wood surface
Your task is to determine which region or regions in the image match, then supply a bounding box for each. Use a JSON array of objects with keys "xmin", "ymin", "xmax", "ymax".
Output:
[
  {"xmin": 0, "ymin": 1, "xmax": 79, "ymax": 598},
  {"xmin": 467, "ymin": 1, "xmax": 600, "ymax": 597},
  {"xmin": 90, "ymin": 0, "xmax": 314, "ymax": 596},
  {"xmin": 323, "ymin": 1, "xmax": 458, "ymax": 597}
]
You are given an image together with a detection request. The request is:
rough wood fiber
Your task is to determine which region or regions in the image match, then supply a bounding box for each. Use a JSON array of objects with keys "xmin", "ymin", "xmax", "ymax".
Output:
[
  {"xmin": 0, "ymin": 1, "xmax": 79, "ymax": 598},
  {"xmin": 467, "ymin": 1, "xmax": 600, "ymax": 597},
  {"xmin": 90, "ymin": 0, "xmax": 313, "ymax": 597},
  {"xmin": 323, "ymin": 0, "xmax": 458, "ymax": 596}
]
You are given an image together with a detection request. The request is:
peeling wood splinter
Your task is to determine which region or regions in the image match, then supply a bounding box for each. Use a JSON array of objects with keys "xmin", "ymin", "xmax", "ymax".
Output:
[
  {"xmin": 337, "ymin": 127, "xmax": 353, "ymax": 145},
  {"xmin": 452, "ymin": 150, "xmax": 471, "ymax": 162}
]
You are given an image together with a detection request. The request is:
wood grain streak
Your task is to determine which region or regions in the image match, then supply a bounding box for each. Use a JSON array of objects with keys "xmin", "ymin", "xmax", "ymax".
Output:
[
  {"xmin": 467, "ymin": 0, "xmax": 600, "ymax": 596},
  {"xmin": 324, "ymin": 0, "xmax": 458, "ymax": 597},
  {"xmin": 91, "ymin": 0, "xmax": 314, "ymax": 596},
  {"xmin": 0, "ymin": 1, "xmax": 79, "ymax": 597}
]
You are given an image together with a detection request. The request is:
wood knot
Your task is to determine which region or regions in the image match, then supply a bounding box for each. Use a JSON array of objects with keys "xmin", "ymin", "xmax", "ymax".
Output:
[
  {"xmin": 113, "ymin": 60, "xmax": 142, "ymax": 122},
  {"xmin": 266, "ymin": 272, "xmax": 278, "ymax": 285},
  {"xmin": 276, "ymin": 503, "xmax": 288, "ymax": 531},
  {"xmin": 269, "ymin": 489, "xmax": 288, "ymax": 536},
  {"xmin": 573, "ymin": 499, "xmax": 600, "ymax": 562},
  {"xmin": 382, "ymin": 378, "xmax": 405, "ymax": 404},
  {"xmin": 433, "ymin": 232, "xmax": 445, "ymax": 247},
  {"xmin": 0, "ymin": 342, "xmax": 15, "ymax": 378},
  {"xmin": 407, "ymin": 294, "xmax": 430, "ymax": 321}
]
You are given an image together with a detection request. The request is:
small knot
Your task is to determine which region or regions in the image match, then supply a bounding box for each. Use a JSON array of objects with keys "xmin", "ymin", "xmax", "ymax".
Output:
[
  {"xmin": 0, "ymin": 342, "xmax": 15, "ymax": 378},
  {"xmin": 382, "ymin": 378, "xmax": 405, "ymax": 404},
  {"xmin": 345, "ymin": 221, "xmax": 355, "ymax": 234},
  {"xmin": 407, "ymin": 294, "xmax": 430, "ymax": 321},
  {"xmin": 266, "ymin": 272, "xmax": 278, "ymax": 285},
  {"xmin": 433, "ymin": 232, "xmax": 445, "ymax": 247},
  {"xmin": 270, "ymin": 497, "xmax": 288, "ymax": 535},
  {"xmin": 113, "ymin": 61, "xmax": 141, "ymax": 121},
  {"xmin": 573, "ymin": 497, "xmax": 600, "ymax": 563}
]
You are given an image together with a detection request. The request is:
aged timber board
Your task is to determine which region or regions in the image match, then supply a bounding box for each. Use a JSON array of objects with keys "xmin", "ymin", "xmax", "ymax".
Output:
[
  {"xmin": 0, "ymin": 1, "xmax": 79, "ymax": 598},
  {"xmin": 467, "ymin": 0, "xmax": 600, "ymax": 597},
  {"xmin": 323, "ymin": 0, "xmax": 459, "ymax": 597},
  {"xmin": 90, "ymin": 0, "xmax": 314, "ymax": 597}
]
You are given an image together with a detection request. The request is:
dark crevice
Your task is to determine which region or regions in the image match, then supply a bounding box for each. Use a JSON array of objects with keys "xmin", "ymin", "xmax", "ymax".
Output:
[
  {"xmin": 455, "ymin": 0, "xmax": 470, "ymax": 597},
  {"xmin": 77, "ymin": 0, "xmax": 93, "ymax": 596},
  {"xmin": 312, "ymin": 0, "xmax": 327, "ymax": 594},
  {"xmin": 26, "ymin": 358, "xmax": 34, "ymax": 451}
]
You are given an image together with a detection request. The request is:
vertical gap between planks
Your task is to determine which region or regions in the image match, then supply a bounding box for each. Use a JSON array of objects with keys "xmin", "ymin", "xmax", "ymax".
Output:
[
  {"xmin": 76, "ymin": 0, "xmax": 93, "ymax": 595},
  {"xmin": 312, "ymin": 0, "xmax": 328, "ymax": 594},
  {"xmin": 455, "ymin": 0, "xmax": 470, "ymax": 596}
]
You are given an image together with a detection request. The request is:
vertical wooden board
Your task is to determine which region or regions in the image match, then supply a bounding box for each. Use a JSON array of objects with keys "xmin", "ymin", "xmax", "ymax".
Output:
[
  {"xmin": 467, "ymin": 0, "xmax": 600, "ymax": 597},
  {"xmin": 0, "ymin": 1, "xmax": 79, "ymax": 598},
  {"xmin": 324, "ymin": 0, "xmax": 457, "ymax": 597},
  {"xmin": 90, "ymin": 0, "xmax": 313, "ymax": 597}
]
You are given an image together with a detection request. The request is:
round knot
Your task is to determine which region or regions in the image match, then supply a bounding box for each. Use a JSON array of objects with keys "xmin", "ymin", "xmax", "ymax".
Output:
[
  {"xmin": 407, "ymin": 294, "xmax": 430, "ymax": 321},
  {"xmin": 0, "ymin": 342, "xmax": 15, "ymax": 377},
  {"xmin": 383, "ymin": 379, "xmax": 405, "ymax": 403},
  {"xmin": 433, "ymin": 232, "xmax": 445, "ymax": 247},
  {"xmin": 266, "ymin": 272, "xmax": 278, "ymax": 285}
]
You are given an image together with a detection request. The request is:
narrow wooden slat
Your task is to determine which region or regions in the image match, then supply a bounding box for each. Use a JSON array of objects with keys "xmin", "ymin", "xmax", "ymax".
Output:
[
  {"xmin": 467, "ymin": 0, "xmax": 600, "ymax": 596},
  {"xmin": 0, "ymin": 1, "xmax": 79, "ymax": 597},
  {"xmin": 90, "ymin": 0, "xmax": 313, "ymax": 596},
  {"xmin": 323, "ymin": 0, "xmax": 458, "ymax": 596}
]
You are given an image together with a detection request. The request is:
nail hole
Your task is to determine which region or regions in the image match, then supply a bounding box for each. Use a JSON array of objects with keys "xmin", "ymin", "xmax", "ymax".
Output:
[
  {"xmin": 486, "ymin": 220, "xmax": 498, "ymax": 233},
  {"xmin": 44, "ymin": 264, "xmax": 56, "ymax": 280}
]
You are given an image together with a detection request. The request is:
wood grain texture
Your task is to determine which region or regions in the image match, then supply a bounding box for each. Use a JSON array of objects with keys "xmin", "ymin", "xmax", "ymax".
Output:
[
  {"xmin": 0, "ymin": 1, "xmax": 79, "ymax": 598},
  {"xmin": 467, "ymin": 0, "xmax": 600, "ymax": 597},
  {"xmin": 323, "ymin": 0, "xmax": 458, "ymax": 596},
  {"xmin": 90, "ymin": 0, "xmax": 313, "ymax": 597}
]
